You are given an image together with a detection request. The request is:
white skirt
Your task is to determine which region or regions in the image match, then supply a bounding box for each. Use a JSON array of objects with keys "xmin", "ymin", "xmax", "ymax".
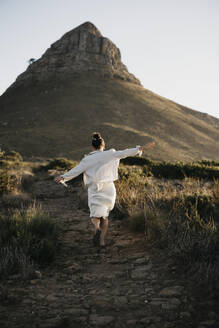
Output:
[{"xmin": 88, "ymin": 182, "xmax": 116, "ymax": 218}]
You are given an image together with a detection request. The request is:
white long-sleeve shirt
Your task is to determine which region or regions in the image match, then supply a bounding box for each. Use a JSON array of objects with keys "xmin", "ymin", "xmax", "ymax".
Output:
[{"xmin": 61, "ymin": 146, "xmax": 142, "ymax": 187}]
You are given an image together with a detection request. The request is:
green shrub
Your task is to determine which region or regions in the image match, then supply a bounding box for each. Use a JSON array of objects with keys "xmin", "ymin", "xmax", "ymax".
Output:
[
  {"xmin": 118, "ymin": 166, "xmax": 145, "ymax": 182},
  {"xmin": 0, "ymin": 150, "xmax": 23, "ymax": 164},
  {"xmin": 121, "ymin": 156, "xmax": 154, "ymax": 166},
  {"xmin": 0, "ymin": 169, "xmax": 18, "ymax": 195},
  {"xmin": 45, "ymin": 157, "xmax": 77, "ymax": 171},
  {"xmin": 3, "ymin": 150, "xmax": 23, "ymax": 162},
  {"xmin": 151, "ymin": 162, "xmax": 185, "ymax": 179},
  {"xmin": 121, "ymin": 157, "xmax": 219, "ymax": 180},
  {"xmin": 0, "ymin": 159, "xmax": 10, "ymax": 168},
  {"xmin": 196, "ymin": 160, "xmax": 219, "ymax": 167},
  {"xmin": 0, "ymin": 203, "xmax": 59, "ymax": 279},
  {"xmin": 118, "ymin": 166, "xmax": 132, "ymax": 180}
]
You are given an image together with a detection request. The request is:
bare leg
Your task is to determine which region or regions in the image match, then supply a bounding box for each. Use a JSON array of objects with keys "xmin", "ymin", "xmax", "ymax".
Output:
[
  {"xmin": 99, "ymin": 217, "xmax": 108, "ymax": 246},
  {"xmin": 91, "ymin": 217, "xmax": 100, "ymax": 233}
]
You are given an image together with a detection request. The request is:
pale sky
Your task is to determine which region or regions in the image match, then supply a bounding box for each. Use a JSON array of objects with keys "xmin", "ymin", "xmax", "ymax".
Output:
[{"xmin": 1, "ymin": 0, "xmax": 219, "ymax": 118}]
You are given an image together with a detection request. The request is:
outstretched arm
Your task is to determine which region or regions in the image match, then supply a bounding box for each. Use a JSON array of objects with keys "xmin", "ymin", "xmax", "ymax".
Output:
[
  {"xmin": 112, "ymin": 142, "xmax": 155, "ymax": 160},
  {"xmin": 54, "ymin": 158, "xmax": 87, "ymax": 183},
  {"xmin": 112, "ymin": 146, "xmax": 142, "ymax": 160}
]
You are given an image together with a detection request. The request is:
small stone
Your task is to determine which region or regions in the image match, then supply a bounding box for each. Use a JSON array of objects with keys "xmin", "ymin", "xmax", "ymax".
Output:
[
  {"xmin": 22, "ymin": 299, "xmax": 33, "ymax": 305},
  {"xmin": 126, "ymin": 319, "xmax": 137, "ymax": 325},
  {"xmin": 65, "ymin": 308, "xmax": 88, "ymax": 316},
  {"xmin": 180, "ymin": 312, "xmax": 191, "ymax": 318},
  {"xmin": 105, "ymin": 282, "xmax": 112, "ymax": 288},
  {"xmin": 127, "ymin": 253, "xmax": 146, "ymax": 260},
  {"xmin": 200, "ymin": 320, "xmax": 216, "ymax": 326},
  {"xmin": 150, "ymin": 297, "xmax": 165, "ymax": 306},
  {"xmin": 144, "ymin": 287, "xmax": 154, "ymax": 295},
  {"xmin": 159, "ymin": 286, "xmax": 184, "ymax": 297},
  {"xmin": 46, "ymin": 294, "xmax": 57, "ymax": 301},
  {"xmin": 131, "ymin": 264, "xmax": 152, "ymax": 279},
  {"xmin": 135, "ymin": 257, "xmax": 148, "ymax": 265},
  {"xmin": 114, "ymin": 296, "xmax": 128, "ymax": 306},
  {"xmin": 89, "ymin": 315, "xmax": 115, "ymax": 325},
  {"xmin": 34, "ymin": 270, "xmax": 42, "ymax": 279},
  {"xmin": 150, "ymin": 297, "xmax": 181, "ymax": 309},
  {"xmin": 74, "ymin": 316, "xmax": 87, "ymax": 323},
  {"xmin": 161, "ymin": 298, "xmax": 181, "ymax": 310},
  {"xmin": 64, "ymin": 263, "xmax": 81, "ymax": 272},
  {"xmin": 140, "ymin": 317, "xmax": 151, "ymax": 324},
  {"xmin": 37, "ymin": 293, "xmax": 46, "ymax": 299}
]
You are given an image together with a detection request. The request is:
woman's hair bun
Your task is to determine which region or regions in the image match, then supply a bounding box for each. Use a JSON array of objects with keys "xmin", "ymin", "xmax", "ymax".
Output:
[
  {"xmin": 92, "ymin": 132, "xmax": 102, "ymax": 140},
  {"xmin": 91, "ymin": 132, "xmax": 105, "ymax": 149}
]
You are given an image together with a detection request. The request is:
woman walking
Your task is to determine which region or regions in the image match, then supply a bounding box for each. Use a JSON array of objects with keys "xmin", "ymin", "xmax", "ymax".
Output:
[{"xmin": 54, "ymin": 132, "xmax": 154, "ymax": 248}]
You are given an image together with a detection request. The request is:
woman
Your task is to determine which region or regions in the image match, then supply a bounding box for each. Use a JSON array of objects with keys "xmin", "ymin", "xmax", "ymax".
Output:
[{"xmin": 54, "ymin": 132, "xmax": 154, "ymax": 248}]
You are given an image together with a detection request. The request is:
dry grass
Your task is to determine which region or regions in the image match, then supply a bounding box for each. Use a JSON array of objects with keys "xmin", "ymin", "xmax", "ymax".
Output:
[
  {"xmin": 0, "ymin": 202, "xmax": 59, "ymax": 281},
  {"xmin": 213, "ymin": 178, "xmax": 219, "ymax": 201}
]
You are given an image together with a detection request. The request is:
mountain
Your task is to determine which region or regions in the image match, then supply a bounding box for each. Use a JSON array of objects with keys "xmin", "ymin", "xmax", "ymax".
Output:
[{"xmin": 0, "ymin": 22, "xmax": 219, "ymax": 161}]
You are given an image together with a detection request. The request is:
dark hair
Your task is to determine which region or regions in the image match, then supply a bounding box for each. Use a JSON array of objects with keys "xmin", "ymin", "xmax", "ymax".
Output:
[{"xmin": 92, "ymin": 132, "xmax": 105, "ymax": 150}]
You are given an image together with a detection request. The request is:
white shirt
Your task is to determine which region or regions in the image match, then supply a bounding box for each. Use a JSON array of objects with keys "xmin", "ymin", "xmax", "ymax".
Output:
[{"xmin": 61, "ymin": 146, "xmax": 142, "ymax": 187}]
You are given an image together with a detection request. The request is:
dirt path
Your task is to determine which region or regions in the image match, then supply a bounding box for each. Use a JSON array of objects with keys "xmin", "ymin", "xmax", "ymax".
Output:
[{"xmin": 0, "ymin": 172, "xmax": 218, "ymax": 328}]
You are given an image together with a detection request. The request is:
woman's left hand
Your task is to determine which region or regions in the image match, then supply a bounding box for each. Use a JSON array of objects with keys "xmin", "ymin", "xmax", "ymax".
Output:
[{"xmin": 139, "ymin": 142, "xmax": 155, "ymax": 152}]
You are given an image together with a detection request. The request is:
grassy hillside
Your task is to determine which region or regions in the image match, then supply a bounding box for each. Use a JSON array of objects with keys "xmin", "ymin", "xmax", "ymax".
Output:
[{"xmin": 0, "ymin": 74, "xmax": 219, "ymax": 161}]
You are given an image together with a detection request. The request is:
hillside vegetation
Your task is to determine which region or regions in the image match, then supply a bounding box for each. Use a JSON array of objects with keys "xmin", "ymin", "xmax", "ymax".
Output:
[{"xmin": 0, "ymin": 75, "xmax": 219, "ymax": 162}]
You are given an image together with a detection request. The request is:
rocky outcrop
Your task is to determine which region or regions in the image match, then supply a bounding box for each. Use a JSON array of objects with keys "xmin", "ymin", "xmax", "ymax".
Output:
[{"xmin": 15, "ymin": 22, "xmax": 140, "ymax": 86}]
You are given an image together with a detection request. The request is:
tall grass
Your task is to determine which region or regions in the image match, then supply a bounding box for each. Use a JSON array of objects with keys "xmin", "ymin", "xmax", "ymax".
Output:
[
  {"xmin": 0, "ymin": 150, "xmax": 24, "ymax": 195},
  {"xmin": 165, "ymin": 194, "xmax": 219, "ymax": 286},
  {"xmin": 0, "ymin": 169, "xmax": 19, "ymax": 195},
  {"xmin": 0, "ymin": 203, "xmax": 59, "ymax": 281}
]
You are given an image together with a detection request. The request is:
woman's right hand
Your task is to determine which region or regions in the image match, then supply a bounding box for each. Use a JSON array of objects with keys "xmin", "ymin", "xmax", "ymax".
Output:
[
  {"xmin": 54, "ymin": 176, "xmax": 64, "ymax": 183},
  {"xmin": 139, "ymin": 142, "xmax": 155, "ymax": 152}
]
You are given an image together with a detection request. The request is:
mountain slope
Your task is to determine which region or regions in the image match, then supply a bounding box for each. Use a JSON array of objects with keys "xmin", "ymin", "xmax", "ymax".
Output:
[{"xmin": 0, "ymin": 22, "xmax": 218, "ymax": 161}]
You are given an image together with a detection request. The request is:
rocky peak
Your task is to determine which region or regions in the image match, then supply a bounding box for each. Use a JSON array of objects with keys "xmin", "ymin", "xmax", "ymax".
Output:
[
  {"xmin": 68, "ymin": 21, "xmax": 103, "ymax": 37},
  {"xmin": 15, "ymin": 22, "xmax": 140, "ymax": 86}
]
